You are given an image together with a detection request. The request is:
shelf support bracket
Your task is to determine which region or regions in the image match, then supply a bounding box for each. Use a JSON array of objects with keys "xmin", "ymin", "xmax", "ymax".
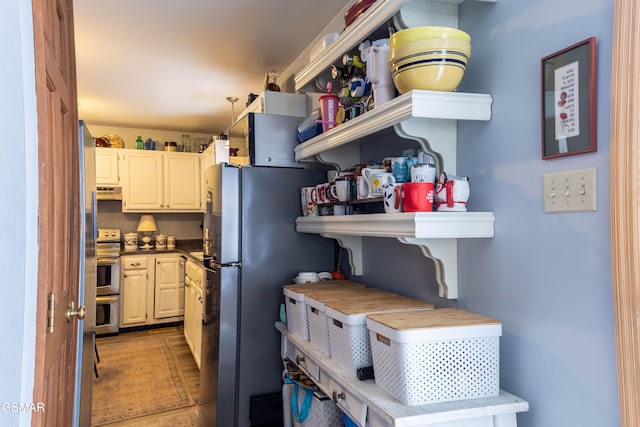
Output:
[
  {"xmin": 394, "ymin": 117, "xmax": 457, "ymax": 177},
  {"xmin": 397, "ymin": 237, "xmax": 458, "ymax": 299},
  {"xmin": 315, "ymin": 145, "xmax": 360, "ymax": 171},
  {"xmin": 322, "ymin": 234, "xmax": 363, "ymax": 276}
]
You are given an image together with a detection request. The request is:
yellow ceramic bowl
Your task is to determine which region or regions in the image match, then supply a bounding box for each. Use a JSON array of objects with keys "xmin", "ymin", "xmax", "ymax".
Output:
[
  {"xmin": 391, "ymin": 60, "xmax": 466, "ymax": 93},
  {"xmin": 390, "ymin": 26, "xmax": 471, "ymax": 49},
  {"xmin": 389, "ymin": 38, "xmax": 471, "ymax": 64}
]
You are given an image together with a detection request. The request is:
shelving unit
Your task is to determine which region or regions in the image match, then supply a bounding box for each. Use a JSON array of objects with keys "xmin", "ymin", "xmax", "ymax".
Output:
[
  {"xmin": 293, "ymin": 0, "xmax": 496, "ymax": 299},
  {"xmin": 277, "ymin": 322, "xmax": 528, "ymax": 427}
]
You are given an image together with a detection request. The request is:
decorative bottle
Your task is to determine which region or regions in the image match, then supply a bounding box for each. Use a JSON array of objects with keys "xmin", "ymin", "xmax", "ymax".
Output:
[
  {"xmin": 182, "ymin": 134, "xmax": 191, "ymax": 153},
  {"xmin": 135, "ymin": 136, "xmax": 144, "ymax": 150}
]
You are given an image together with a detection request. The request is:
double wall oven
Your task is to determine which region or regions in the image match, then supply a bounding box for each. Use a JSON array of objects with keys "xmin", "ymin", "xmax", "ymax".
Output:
[{"xmin": 96, "ymin": 228, "xmax": 121, "ymax": 335}]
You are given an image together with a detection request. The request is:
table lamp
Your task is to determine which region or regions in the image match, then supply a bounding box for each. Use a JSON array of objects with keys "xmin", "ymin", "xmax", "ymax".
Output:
[{"xmin": 137, "ymin": 214, "xmax": 158, "ymax": 249}]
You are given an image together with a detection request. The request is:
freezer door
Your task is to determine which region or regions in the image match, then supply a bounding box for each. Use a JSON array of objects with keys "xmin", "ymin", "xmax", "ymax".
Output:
[{"xmin": 199, "ymin": 263, "xmax": 240, "ymax": 427}]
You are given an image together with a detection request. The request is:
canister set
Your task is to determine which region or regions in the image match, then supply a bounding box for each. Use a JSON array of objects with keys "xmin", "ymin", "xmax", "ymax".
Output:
[
  {"xmin": 123, "ymin": 233, "xmax": 176, "ymax": 251},
  {"xmin": 300, "ymin": 154, "xmax": 471, "ymax": 217}
]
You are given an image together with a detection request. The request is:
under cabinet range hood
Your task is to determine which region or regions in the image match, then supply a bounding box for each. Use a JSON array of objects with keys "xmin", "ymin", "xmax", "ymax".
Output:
[{"xmin": 96, "ymin": 186, "xmax": 122, "ymax": 200}]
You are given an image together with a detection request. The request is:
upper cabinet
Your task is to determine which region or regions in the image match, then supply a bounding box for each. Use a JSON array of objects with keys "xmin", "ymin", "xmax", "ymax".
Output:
[
  {"xmin": 291, "ymin": 0, "xmax": 497, "ymax": 300},
  {"xmin": 95, "ymin": 148, "xmax": 122, "ymax": 186},
  {"xmin": 120, "ymin": 150, "xmax": 201, "ymax": 212}
]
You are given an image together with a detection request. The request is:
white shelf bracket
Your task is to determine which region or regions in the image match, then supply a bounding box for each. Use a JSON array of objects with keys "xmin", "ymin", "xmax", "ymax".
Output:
[
  {"xmin": 394, "ymin": 117, "xmax": 458, "ymax": 176},
  {"xmin": 397, "ymin": 237, "xmax": 458, "ymax": 299},
  {"xmin": 322, "ymin": 233, "xmax": 363, "ymax": 276},
  {"xmin": 315, "ymin": 145, "xmax": 360, "ymax": 171}
]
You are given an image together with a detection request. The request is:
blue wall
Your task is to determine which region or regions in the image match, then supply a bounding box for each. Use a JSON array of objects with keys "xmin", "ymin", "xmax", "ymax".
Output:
[{"xmin": 348, "ymin": 0, "xmax": 619, "ymax": 425}]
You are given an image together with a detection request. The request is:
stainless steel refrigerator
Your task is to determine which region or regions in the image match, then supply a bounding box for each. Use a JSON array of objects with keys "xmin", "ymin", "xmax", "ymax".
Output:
[
  {"xmin": 200, "ymin": 163, "xmax": 334, "ymax": 426},
  {"xmin": 73, "ymin": 120, "xmax": 97, "ymax": 426}
]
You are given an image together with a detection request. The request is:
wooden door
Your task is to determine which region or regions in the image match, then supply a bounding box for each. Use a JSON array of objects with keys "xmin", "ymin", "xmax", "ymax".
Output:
[{"xmin": 31, "ymin": 0, "xmax": 81, "ymax": 425}]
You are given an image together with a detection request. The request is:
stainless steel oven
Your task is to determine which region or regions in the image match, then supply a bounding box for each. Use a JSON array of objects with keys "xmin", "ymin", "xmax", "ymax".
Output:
[
  {"xmin": 96, "ymin": 295, "xmax": 119, "ymax": 335},
  {"xmin": 96, "ymin": 228, "xmax": 121, "ymax": 334}
]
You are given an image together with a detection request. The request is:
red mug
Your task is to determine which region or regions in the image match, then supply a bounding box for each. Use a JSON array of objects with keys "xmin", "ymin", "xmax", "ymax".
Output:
[{"xmin": 402, "ymin": 182, "xmax": 434, "ymax": 212}]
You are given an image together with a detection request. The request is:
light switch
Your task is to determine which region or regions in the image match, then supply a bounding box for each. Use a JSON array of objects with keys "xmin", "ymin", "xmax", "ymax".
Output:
[{"xmin": 543, "ymin": 167, "xmax": 597, "ymax": 213}]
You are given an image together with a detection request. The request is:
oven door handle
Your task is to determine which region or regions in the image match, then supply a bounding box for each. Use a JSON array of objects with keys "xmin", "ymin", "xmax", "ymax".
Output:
[
  {"xmin": 96, "ymin": 295, "xmax": 119, "ymax": 303},
  {"xmin": 97, "ymin": 257, "xmax": 120, "ymax": 266}
]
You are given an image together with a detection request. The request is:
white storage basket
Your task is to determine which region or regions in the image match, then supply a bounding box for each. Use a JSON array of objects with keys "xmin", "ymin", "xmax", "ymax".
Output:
[
  {"xmin": 366, "ymin": 308, "xmax": 502, "ymax": 406},
  {"xmin": 284, "ymin": 287, "xmax": 310, "ymax": 340},
  {"xmin": 325, "ymin": 296, "xmax": 434, "ymax": 376},
  {"xmin": 283, "ymin": 281, "xmax": 368, "ymax": 341},
  {"xmin": 305, "ymin": 288, "xmax": 384, "ymax": 356}
]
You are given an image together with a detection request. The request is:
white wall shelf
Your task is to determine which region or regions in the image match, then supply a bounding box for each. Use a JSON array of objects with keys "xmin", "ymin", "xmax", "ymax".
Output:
[
  {"xmin": 294, "ymin": 90, "xmax": 492, "ymax": 171},
  {"xmin": 292, "ymin": 0, "xmax": 497, "ymax": 300},
  {"xmin": 293, "ymin": 0, "xmax": 497, "ymax": 92},
  {"xmin": 296, "ymin": 212, "xmax": 495, "ymax": 299}
]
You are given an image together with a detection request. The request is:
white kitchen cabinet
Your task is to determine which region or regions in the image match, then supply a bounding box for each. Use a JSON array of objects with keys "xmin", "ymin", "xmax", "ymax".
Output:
[
  {"xmin": 164, "ymin": 153, "xmax": 201, "ymax": 210},
  {"xmin": 154, "ymin": 255, "xmax": 185, "ymax": 319},
  {"xmin": 277, "ymin": 322, "xmax": 528, "ymax": 427},
  {"xmin": 121, "ymin": 151, "xmax": 164, "ymax": 210},
  {"xmin": 120, "ymin": 256, "xmax": 149, "ymax": 326},
  {"xmin": 120, "ymin": 150, "xmax": 201, "ymax": 212},
  {"xmin": 291, "ymin": 0, "xmax": 496, "ymax": 299},
  {"xmin": 95, "ymin": 147, "xmax": 122, "ymax": 186},
  {"xmin": 184, "ymin": 260, "xmax": 204, "ymax": 368},
  {"xmin": 120, "ymin": 253, "xmax": 184, "ymax": 329}
]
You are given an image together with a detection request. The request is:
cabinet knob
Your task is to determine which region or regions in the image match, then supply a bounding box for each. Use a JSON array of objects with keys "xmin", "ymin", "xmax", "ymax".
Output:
[
  {"xmin": 295, "ymin": 355, "xmax": 305, "ymax": 364},
  {"xmin": 332, "ymin": 390, "xmax": 345, "ymax": 403}
]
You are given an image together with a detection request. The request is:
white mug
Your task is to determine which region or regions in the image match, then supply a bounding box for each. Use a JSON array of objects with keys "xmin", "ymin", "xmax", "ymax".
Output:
[
  {"xmin": 330, "ymin": 179, "xmax": 350, "ymax": 202},
  {"xmin": 383, "ymin": 183, "xmax": 403, "ymax": 213},
  {"xmin": 435, "ymin": 174, "xmax": 470, "ymax": 212},
  {"xmin": 362, "ymin": 168, "xmax": 396, "ymax": 198},
  {"xmin": 410, "ymin": 163, "xmax": 436, "ymax": 183}
]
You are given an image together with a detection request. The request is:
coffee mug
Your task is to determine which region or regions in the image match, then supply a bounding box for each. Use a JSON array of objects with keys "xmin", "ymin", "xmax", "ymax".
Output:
[
  {"xmin": 435, "ymin": 174, "xmax": 470, "ymax": 212},
  {"xmin": 300, "ymin": 186, "xmax": 318, "ymax": 216},
  {"xmin": 362, "ymin": 168, "xmax": 396, "ymax": 198},
  {"xmin": 389, "ymin": 157, "xmax": 409, "ymax": 183},
  {"xmin": 383, "ymin": 183, "xmax": 403, "ymax": 213},
  {"xmin": 402, "ymin": 182, "xmax": 434, "ymax": 212},
  {"xmin": 316, "ymin": 183, "xmax": 328, "ymax": 205},
  {"xmin": 410, "ymin": 163, "xmax": 436, "ymax": 183},
  {"xmin": 330, "ymin": 179, "xmax": 350, "ymax": 202}
]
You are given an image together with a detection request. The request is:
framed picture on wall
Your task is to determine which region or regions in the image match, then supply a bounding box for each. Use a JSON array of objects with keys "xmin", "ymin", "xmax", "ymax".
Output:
[{"xmin": 541, "ymin": 37, "xmax": 596, "ymax": 159}]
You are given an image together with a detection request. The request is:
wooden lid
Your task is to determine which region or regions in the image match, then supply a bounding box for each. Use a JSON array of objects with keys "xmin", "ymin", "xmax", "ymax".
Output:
[
  {"xmin": 325, "ymin": 294, "xmax": 434, "ymax": 315},
  {"xmin": 304, "ymin": 287, "xmax": 392, "ymax": 303},
  {"xmin": 367, "ymin": 308, "xmax": 501, "ymax": 330},
  {"xmin": 282, "ymin": 280, "xmax": 366, "ymax": 294}
]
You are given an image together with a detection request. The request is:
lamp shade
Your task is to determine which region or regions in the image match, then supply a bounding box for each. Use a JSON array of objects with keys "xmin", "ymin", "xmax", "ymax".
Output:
[{"xmin": 137, "ymin": 214, "xmax": 158, "ymax": 232}]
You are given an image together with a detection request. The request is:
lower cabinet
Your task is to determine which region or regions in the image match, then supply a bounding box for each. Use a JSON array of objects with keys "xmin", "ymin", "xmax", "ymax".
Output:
[
  {"xmin": 120, "ymin": 254, "xmax": 185, "ymax": 328},
  {"xmin": 184, "ymin": 260, "xmax": 203, "ymax": 368}
]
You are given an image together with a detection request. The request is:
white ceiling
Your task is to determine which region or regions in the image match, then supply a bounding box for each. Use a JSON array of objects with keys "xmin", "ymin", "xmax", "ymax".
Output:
[{"xmin": 74, "ymin": 0, "xmax": 349, "ymax": 135}]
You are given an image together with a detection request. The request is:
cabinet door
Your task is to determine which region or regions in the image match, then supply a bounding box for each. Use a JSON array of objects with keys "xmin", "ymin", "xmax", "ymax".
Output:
[
  {"xmin": 164, "ymin": 153, "xmax": 201, "ymax": 210},
  {"xmin": 194, "ymin": 285, "xmax": 203, "ymax": 369},
  {"xmin": 184, "ymin": 278, "xmax": 195, "ymax": 350},
  {"xmin": 154, "ymin": 256, "xmax": 185, "ymax": 319},
  {"xmin": 122, "ymin": 151, "xmax": 164, "ymax": 211},
  {"xmin": 120, "ymin": 268, "xmax": 147, "ymax": 326},
  {"xmin": 95, "ymin": 148, "xmax": 120, "ymax": 186}
]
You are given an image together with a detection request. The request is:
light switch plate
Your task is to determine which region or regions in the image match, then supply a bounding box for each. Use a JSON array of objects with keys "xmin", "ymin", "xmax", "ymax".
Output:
[{"xmin": 543, "ymin": 167, "xmax": 597, "ymax": 213}]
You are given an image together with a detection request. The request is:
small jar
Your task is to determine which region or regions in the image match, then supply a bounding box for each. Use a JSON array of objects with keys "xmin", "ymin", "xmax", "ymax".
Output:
[{"xmin": 164, "ymin": 141, "xmax": 177, "ymax": 152}]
